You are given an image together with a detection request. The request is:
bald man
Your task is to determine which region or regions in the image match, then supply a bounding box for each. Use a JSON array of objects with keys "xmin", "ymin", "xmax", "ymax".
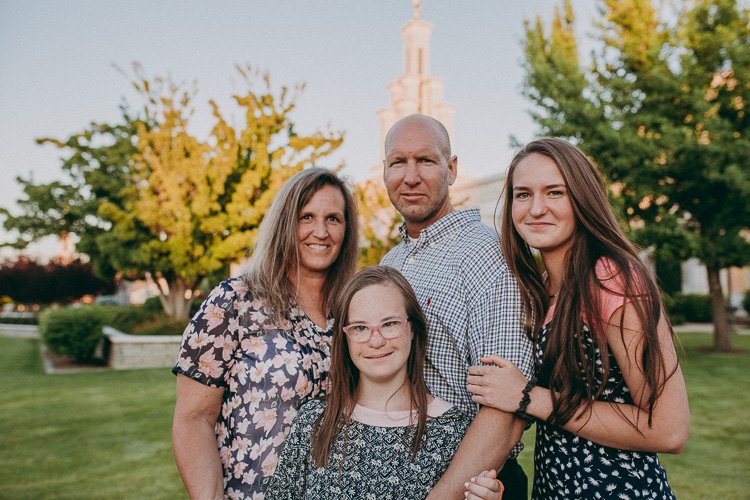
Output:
[{"xmin": 381, "ymin": 114, "xmax": 533, "ymax": 499}]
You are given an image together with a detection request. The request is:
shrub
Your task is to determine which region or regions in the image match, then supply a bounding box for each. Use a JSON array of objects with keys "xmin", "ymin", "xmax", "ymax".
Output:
[
  {"xmin": 661, "ymin": 293, "xmax": 684, "ymax": 325},
  {"xmin": 130, "ymin": 315, "xmax": 189, "ymax": 335},
  {"xmin": 142, "ymin": 296, "xmax": 164, "ymax": 314},
  {"xmin": 669, "ymin": 293, "xmax": 713, "ymax": 323},
  {"xmin": 0, "ymin": 257, "xmax": 115, "ymax": 305},
  {"xmin": 40, "ymin": 307, "xmax": 109, "ymax": 363},
  {"xmin": 40, "ymin": 305, "xmax": 159, "ymax": 362},
  {"xmin": 104, "ymin": 307, "xmax": 156, "ymax": 333},
  {"xmin": 670, "ymin": 314, "xmax": 686, "ymax": 326},
  {"xmin": 0, "ymin": 315, "xmax": 39, "ymax": 325}
]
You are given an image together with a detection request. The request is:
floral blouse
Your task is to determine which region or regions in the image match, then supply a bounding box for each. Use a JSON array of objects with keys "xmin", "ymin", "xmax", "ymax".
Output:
[{"xmin": 173, "ymin": 278, "xmax": 333, "ymax": 499}]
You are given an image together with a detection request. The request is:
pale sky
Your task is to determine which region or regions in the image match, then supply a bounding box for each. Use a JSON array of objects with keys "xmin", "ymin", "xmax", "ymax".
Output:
[{"xmin": 0, "ymin": 0, "xmax": 598, "ymax": 258}]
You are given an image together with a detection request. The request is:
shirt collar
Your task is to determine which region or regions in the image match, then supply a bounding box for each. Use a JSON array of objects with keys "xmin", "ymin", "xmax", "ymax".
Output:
[{"xmin": 398, "ymin": 208, "xmax": 482, "ymax": 244}]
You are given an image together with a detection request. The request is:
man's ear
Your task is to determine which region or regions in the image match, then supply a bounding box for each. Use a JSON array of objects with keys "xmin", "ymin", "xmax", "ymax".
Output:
[{"xmin": 448, "ymin": 155, "xmax": 458, "ymax": 185}]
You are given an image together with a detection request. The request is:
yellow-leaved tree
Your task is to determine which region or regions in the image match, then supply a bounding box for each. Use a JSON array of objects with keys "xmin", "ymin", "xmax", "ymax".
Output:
[
  {"xmin": 356, "ymin": 178, "xmax": 402, "ymax": 267},
  {"xmin": 108, "ymin": 65, "xmax": 343, "ymax": 318}
]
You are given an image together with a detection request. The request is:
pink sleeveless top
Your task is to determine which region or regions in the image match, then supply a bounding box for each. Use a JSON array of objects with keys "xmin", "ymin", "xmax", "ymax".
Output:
[{"xmin": 544, "ymin": 257, "xmax": 640, "ymax": 326}]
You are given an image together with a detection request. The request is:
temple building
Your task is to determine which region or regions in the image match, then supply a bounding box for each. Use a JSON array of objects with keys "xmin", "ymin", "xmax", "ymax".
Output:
[{"xmin": 375, "ymin": 0, "xmax": 504, "ymax": 228}]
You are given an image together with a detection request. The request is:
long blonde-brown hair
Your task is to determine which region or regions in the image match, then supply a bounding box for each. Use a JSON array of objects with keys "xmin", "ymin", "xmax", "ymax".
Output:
[
  {"xmin": 500, "ymin": 138, "xmax": 676, "ymax": 428},
  {"xmin": 244, "ymin": 167, "xmax": 359, "ymax": 320},
  {"xmin": 311, "ymin": 266, "xmax": 430, "ymax": 467}
]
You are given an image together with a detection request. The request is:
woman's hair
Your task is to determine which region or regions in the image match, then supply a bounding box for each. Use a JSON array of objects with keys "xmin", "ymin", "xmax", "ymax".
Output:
[
  {"xmin": 244, "ymin": 167, "xmax": 359, "ymax": 320},
  {"xmin": 311, "ymin": 266, "xmax": 430, "ymax": 468},
  {"xmin": 500, "ymin": 138, "xmax": 675, "ymax": 428}
]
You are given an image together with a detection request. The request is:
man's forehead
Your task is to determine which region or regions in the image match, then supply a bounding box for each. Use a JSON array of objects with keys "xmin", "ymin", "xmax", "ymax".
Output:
[{"xmin": 385, "ymin": 140, "xmax": 442, "ymax": 156}]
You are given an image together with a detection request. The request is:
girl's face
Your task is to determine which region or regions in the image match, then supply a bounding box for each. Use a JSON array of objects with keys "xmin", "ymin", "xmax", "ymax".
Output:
[
  {"xmin": 344, "ymin": 283, "xmax": 413, "ymax": 386},
  {"xmin": 511, "ymin": 153, "xmax": 576, "ymax": 262}
]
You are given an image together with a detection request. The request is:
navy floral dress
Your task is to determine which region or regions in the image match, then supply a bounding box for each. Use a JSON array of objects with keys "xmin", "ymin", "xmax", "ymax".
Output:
[
  {"xmin": 173, "ymin": 278, "xmax": 332, "ymax": 499},
  {"xmin": 532, "ymin": 323, "xmax": 676, "ymax": 499}
]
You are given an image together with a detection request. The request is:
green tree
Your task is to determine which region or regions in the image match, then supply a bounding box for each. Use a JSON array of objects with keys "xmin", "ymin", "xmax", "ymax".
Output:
[
  {"xmin": 521, "ymin": 0, "xmax": 750, "ymax": 352},
  {"xmin": 0, "ymin": 113, "xmax": 143, "ymax": 281},
  {"xmin": 2, "ymin": 66, "xmax": 343, "ymax": 319}
]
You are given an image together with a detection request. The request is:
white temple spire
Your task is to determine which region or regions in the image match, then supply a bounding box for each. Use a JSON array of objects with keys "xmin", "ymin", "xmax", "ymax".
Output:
[{"xmin": 377, "ymin": 2, "xmax": 456, "ymax": 161}]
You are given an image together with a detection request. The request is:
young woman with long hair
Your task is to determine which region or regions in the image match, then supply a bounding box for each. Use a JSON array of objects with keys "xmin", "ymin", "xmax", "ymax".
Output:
[
  {"xmin": 466, "ymin": 138, "xmax": 689, "ymax": 499},
  {"xmin": 267, "ymin": 266, "xmax": 504, "ymax": 499},
  {"xmin": 172, "ymin": 168, "xmax": 359, "ymax": 500}
]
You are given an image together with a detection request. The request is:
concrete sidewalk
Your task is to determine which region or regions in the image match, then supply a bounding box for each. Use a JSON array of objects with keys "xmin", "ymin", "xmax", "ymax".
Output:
[
  {"xmin": 0, "ymin": 324, "xmax": 39, "ymax": 338},
  {"xmin": 673, "ymin": 322, "xmax": 750, "ymax": 334}
]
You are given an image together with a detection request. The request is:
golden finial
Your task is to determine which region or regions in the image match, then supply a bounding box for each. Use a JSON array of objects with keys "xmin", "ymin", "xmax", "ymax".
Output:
[{"xmin": 412, "ymin": 0, "xmax": 421, "ymax": 20}]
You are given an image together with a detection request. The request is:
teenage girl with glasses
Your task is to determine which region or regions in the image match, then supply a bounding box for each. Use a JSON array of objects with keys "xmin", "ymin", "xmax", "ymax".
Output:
[{"xmin": 267, "ymin": 266, "xmax": 503, "ymax": 499}]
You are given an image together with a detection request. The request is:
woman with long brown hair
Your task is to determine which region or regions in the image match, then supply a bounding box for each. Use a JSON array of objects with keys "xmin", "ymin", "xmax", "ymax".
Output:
[
  {"xmin": 267, "ymin": 266, "xmax": 502, "ymax": 499},
  {"xmin": 467, "ymin": 138, "xmax": 689, "ymax": 499},
  {"xmin": 172, "ymin": 168, "xmax": 359, "ymax": 499}
]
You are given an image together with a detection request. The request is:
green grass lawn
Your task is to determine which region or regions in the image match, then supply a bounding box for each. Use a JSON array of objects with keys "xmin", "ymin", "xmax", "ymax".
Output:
[
  {"xmin": 0, "ymin": 333, "xmax": 748, "ymax": 499},
  {"xmin": 0, "ymin": 337, "xmax": 183, "ymax": 499}
]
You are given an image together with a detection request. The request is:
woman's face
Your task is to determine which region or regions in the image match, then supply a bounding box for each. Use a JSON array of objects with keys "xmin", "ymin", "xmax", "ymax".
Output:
[
  {"xmin": 295, "ymin": 185, "xmax": 346, "ymax": 277},
  {"xmin": 511, "ymin": 153, "xmax": 576, "ymax": 261},
  {"xmin": 345, "ymin": 283, "xmax": 413, "ymax": 386}
]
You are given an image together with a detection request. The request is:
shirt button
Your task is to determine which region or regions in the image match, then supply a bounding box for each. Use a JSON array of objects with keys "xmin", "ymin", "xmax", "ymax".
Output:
[{"xmin": 407, "ymin": 257, "xmax": 415, "ymax": 264}]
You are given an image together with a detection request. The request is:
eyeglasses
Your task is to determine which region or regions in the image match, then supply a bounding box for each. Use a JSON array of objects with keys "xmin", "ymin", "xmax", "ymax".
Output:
[{"xmin": 342, "ymin": 318, "xmax": 409, "ymax": 343}]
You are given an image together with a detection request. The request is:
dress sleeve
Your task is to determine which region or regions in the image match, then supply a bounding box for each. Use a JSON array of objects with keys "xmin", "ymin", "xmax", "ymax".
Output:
[
  {"xmin": 265, "ymin": 400, "xmax": 323, "ymax": 499},
  {"xmin": 172, "ymin": 280, "xmax": 241, "ymax": 387},
  {"xmin": 468, "ymin": 269, "xmax": 534, "ymax": 380}
]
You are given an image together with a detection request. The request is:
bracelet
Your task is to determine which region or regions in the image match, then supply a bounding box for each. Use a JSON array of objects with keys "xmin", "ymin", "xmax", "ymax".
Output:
[{"xmin": 515, "ymin": 380, "xmax": 534, "ymax": 421}]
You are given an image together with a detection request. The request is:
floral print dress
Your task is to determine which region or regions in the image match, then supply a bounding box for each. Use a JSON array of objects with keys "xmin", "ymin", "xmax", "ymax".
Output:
[{"xmin": 173, "ymin": 278, "xmax": 332, "ymax": 499}]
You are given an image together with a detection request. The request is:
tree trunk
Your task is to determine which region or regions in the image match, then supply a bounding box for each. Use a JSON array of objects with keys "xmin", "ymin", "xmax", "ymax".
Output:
[
  {"xmin": 158, "ymin": 277, "xmax": 195, "ymax": 320},
  {"xmin": 706, "ymin": 264, "xmax": 732, "ymax": 352}
]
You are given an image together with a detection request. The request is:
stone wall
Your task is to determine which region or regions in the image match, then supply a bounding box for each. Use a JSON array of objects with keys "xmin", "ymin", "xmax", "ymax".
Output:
[
  {"xmin": 0, "ymin": 323, "xmax": 39, "ymax": 338},
  {"xmin": 103, "ymin": 326, "xmax": 181, "ymax": 370}
]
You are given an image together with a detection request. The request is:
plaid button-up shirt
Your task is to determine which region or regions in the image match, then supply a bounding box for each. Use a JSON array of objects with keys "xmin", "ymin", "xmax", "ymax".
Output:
[{"xmin": 381, "ymin": 209, "xmax": 533, "ymax": 457}]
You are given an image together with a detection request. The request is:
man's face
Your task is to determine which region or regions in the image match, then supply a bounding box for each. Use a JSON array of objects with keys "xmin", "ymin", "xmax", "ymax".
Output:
[{"xmin": 383, "ymin": 118, "xmax": 457, "ymax": 237}]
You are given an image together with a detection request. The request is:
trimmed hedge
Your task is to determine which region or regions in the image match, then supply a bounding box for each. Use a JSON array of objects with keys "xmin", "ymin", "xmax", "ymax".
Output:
[
  {"xmin": 142, "ymin": 296, "xmax": 163, "ymax": 314},
  {"xmin": 40, "ymin": 305, "xmax": 158, "ymax": 363},
  {"xmin": 41, "ymin": 307, "xmax": 109, "ymax": 363},
  {"xmin": 100, "ymin": 306, "xmax": 156, "ymax": 333},
  {"xmin": 130, "ymin": 315, "xmax": 189, "ymax": 336},
  {"xmin": 668, "ymin": 293, "xmax": 712, "ymax": 323}
]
